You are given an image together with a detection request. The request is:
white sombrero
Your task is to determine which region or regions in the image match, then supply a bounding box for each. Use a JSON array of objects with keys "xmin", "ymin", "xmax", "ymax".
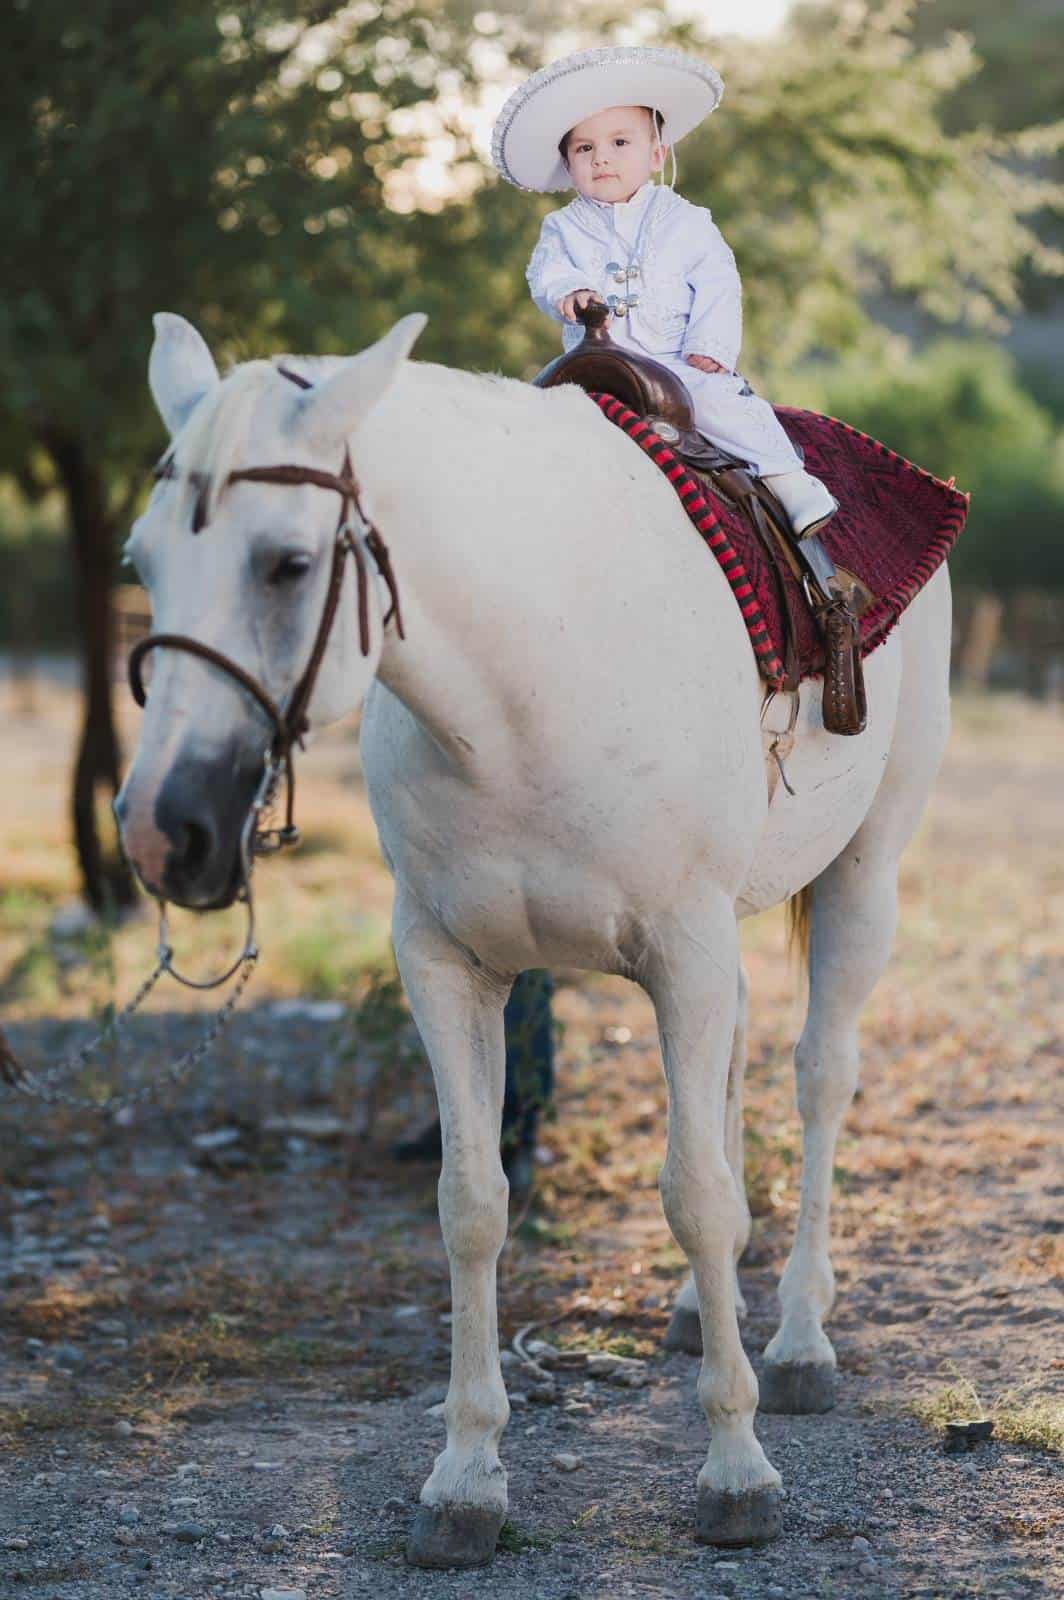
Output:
[{"xmin": 491, "ymin": 46, "xmax": 724, "ymax": 194}]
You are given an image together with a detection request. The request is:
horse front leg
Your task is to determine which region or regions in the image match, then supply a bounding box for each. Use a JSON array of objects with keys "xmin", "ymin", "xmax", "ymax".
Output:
[
  {"xmin": 647, "ymin": 902, "xmax": 782, "ymax": 1547},
  {"xmin": 665, "ymin": 960, "xmax": 751, "ymax": 1354},
  {"xmin": 393, "ymin": 894, "xmax": 511, "ymax": 1569}
]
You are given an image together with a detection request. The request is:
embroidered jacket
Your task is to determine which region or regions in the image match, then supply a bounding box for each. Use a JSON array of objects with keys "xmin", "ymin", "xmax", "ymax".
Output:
[{"xmin": 525, "ymin": 180, "xmax": 742, "ymax": 372}]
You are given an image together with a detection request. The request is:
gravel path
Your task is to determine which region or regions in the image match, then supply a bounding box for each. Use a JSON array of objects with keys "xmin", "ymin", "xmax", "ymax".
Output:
[{"xmin": 1, "ymin": 694, "xmax": 1061, "ymax": 1598}]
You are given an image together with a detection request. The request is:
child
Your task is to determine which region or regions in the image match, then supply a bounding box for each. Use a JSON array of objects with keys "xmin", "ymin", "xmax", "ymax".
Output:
[{"xmin": 491, "ymin": 45, "xmax": 839, "ymax": 537}]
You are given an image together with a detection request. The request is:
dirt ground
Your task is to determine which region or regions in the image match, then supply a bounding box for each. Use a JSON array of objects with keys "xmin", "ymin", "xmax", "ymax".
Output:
[{"xmin": 0, "ymin": 681, "xmax": 1061, "ymax": 1600}]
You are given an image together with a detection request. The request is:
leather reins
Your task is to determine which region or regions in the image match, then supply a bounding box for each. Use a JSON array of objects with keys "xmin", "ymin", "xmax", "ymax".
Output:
[{"xmin": 128, "ymin": 366, "xmax": 404, "ymax": 852}]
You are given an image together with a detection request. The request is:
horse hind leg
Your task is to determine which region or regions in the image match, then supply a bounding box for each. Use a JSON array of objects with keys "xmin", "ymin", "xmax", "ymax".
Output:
[
  {"xmin": 665, "ymin": 960, "xmax": 751, "ymax": 1354},
  {"xmin": 759, "ymin": 849, "xmax": 900, "ymax": 1413},
  {"xmin": 646, "ymin": 902, "xmax": 781, "ymax": 1546},
  {"xmin": 761, "ymin": 571, "xmax": 951, "ymax": 1414}
]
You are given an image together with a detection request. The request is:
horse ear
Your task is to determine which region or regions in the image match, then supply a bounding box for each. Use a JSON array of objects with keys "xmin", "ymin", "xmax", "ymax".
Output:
[
  {"xmin": 292, "ymin": 314, "xmax": 427, "ymax": 451},
  {"xmin": 149, "ymin": 313, "xmax": 220, "ymax": 438}
]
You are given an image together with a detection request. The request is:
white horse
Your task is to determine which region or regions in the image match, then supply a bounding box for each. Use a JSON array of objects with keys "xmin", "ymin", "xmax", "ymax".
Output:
[{"xmin": 116, "ymin": 312, "xmax": 952, "ymax": 1567}]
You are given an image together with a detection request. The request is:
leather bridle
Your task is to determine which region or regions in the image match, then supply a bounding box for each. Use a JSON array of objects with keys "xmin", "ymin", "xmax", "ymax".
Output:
[{"xmin": 127, "ymin": 366, "xmax": 404, "ymax": 854}]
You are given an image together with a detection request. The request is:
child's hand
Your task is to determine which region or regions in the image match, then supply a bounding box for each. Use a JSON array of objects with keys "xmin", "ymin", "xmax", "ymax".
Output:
[
  {"xmin": 686, "ymin": 353, "xmax": 730, "ymax": 374},
  {"xmin": 558, "ymin": 289, "xmax": 605, "ymax": 322}
]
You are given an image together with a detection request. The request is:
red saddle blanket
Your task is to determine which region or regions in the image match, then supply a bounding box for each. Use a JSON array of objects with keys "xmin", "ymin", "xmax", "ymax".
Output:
[{"xmin": 590, "ymin": 392, "xmax": 969, "ymax": 690}]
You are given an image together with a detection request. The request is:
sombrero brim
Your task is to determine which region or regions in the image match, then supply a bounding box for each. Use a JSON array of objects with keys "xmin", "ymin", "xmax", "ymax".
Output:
[{"xmin": 492, "ymin": 47, "xmax": 724, "ymax": 194}]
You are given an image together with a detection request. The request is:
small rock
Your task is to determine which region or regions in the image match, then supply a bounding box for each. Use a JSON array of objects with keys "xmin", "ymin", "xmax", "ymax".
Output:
[
  {"xmin": 552, "ymin": 1452, "xmax": 582, "ymax": 1472},
  {"xmin": 268, "ymin": 998, "xmax": 344, "ymax": 1023},
  {"xmin": 266, "ymin": 1523, "xmax": 289, "ymax": 1540},
  {"xmin": 172, "ymin": 1522, "xmax": 208, "ymax": 1542},
  {"xmin": 859, "ymin": 1560, "xmax": 878, "ymax": 1577},
  {"xmin": 118, "ymin": 1505, "xmax": 141, "ymax": 1524},
  {"xmin": 381, "ymin": 1497, "xmax": 406, "ymax": 1515},
  {"xmin": 587, "ymin": 1353, "xmax": 649, "ymax": 1388},
  {"xmin": 526, "ymin": 1339, "xmax": 560, "ymax": 1367},
  {"xmin": 112, "ymin": 1419, "xmax": 134, "ymax": 1437},
  {"xmin": 251, "ymin": 1460, "xmax": 283, "ymax": 1471},
  {"xmin": 393, "ymin": 1304, "xmax": 423, "ymax": 1319},
  {"xmin": 596, "ymin": 1299, "xmax": 625, "ymax": 1320},
  {"xmin": 4, "ymin": 1538, "xmax": 30, "ymax": 1551},
  {"xmin": 52, "ymin": 1343, "xmax": 85, "ymax": 1368},
  {"xmin": 260, "ymin": 1589, "xmax": 307, "ymax": 1600},
  {"xmin": 499, "ymin": 1349, "xmax": 519, "ymax": 1367},
  {"xmin": 113, "ymin": 1528, "xmax": 138, "ymax": 1546},
  {"xmin": 55, "ymin": 1250, "xmax": 97, "ymax": 1268},
  {"xmin": 262, "ymin": 1112, "xmax": 345, "ymax": 1141},
  {"xmin": 192, "ymin": 1127, "xmax": 243, "ymax": 1152},
  {"xmin": 852, "ymin": 1535, "xmax": 872, "ymax": 1553},
  {"xmin": 509, "ymin": 1391, "xmax": 529, "ymax": 1408},
  {"xmin": 528, "ymin": 1381, "xmax": 559, "ymax": 1403},
  {"xmin": 175, "ymin": 1462, "xmax": 201, "ymax": 1477}
]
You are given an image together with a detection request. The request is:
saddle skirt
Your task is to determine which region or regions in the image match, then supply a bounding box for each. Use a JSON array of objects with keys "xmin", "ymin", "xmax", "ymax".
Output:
[{"xmin": 590, "ymin": 392, "xmax": 970, "ymax": 690}]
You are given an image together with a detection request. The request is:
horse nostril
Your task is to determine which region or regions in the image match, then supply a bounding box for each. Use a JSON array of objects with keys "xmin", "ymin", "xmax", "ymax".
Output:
[{"xmin": 179, "ymin": 819, "xmax": 213, "ymax": 878}]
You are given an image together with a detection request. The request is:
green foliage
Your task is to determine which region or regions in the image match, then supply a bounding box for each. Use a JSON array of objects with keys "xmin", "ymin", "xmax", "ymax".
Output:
[
  {"xmin": 787, "ymin": 338, "xmax": 1064, "ymax": 589},
  {"xmin": 0, "ymin": 0, "xmax": 489, "ymax": 473}
]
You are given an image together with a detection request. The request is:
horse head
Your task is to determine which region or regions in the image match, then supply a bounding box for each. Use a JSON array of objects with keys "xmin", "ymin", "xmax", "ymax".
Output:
[{"xmin": 115, "ymin": 310, "xmax": 425, "ymax": 909}]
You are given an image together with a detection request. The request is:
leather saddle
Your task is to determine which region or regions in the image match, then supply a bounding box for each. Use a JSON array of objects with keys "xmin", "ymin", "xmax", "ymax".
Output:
[{"xmin": 533, "ymin": 303, "xmax": 868, "ymax": 736}]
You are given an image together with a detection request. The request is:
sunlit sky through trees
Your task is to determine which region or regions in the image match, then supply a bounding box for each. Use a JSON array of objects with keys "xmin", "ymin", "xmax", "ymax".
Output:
[{"xmin": 386, "ymin": 0, "xmax": 796, "ymax": 211}]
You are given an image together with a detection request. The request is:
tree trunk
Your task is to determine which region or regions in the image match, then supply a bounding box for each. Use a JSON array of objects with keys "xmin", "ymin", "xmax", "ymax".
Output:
[
  {"xmin": 42, "ymin": 428, "xmax": 137, "ymax": 913},
  {"xmin": 958, "ymin": 592, "xmax": 1003, "ymax": 692}
]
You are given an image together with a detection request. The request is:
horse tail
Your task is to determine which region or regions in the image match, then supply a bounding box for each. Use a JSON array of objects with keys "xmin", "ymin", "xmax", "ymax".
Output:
[{"xmin": 786, "ymin": 884, "xmax": 813, "ymax": 974}]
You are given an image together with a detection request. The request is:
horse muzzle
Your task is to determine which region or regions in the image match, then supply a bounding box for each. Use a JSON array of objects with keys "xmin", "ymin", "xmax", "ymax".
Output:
[{"xmin": 116, "ymin": 741, "xmax": 264, "ymax": 910}]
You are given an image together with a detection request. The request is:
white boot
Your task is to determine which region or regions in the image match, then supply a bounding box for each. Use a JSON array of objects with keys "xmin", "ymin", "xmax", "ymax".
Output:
[{"xmin": 761, "ymin": 469, "xmax": 839, "ymax": 538}]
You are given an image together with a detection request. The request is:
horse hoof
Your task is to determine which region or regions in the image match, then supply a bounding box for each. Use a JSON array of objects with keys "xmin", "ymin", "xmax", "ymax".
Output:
[
  {"xmin": 663, "ymin": 1304, "xmax": 703, "ymax": 1354},
  {"xmin": 759, "ymin": 1359, "xmax": 836, "ymax": 1414},
  {"xmin": 405, "ymin": 1503, "xmax": 504, "ymax": 1569},
  {"xmin": 696, "ymin": 1484, "xmax": 782, "ymax": 1547}
]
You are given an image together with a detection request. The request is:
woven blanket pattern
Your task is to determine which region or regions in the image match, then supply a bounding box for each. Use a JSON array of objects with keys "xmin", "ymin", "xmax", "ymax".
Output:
[{"xmin": 590, "ymin": 392, "xmax": 969, "ymax": 689}]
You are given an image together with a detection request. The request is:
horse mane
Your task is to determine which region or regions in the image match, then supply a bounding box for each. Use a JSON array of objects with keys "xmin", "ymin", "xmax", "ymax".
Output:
[{"xmin": 167, "ymin": 359, "xmax": 281, "ymax": 532}]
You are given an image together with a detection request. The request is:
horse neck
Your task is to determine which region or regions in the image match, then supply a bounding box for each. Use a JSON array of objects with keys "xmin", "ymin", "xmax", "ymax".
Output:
[{"xmin": 357, "ymin": 371, "xmax": 595, "ymax": 764}]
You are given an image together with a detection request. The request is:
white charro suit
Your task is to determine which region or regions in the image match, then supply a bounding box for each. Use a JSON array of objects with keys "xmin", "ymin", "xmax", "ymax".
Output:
[{"xmin": 526, "ymin": 180, "xmax": 805, "ymax": 478}]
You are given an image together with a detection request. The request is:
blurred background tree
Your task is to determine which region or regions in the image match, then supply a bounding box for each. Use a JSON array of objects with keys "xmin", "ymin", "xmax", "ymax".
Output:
[
  {"xmin": 1, "ymin": 0, "xmax": 485, "ymax": 908},
  {"xmin": 2, "ymin": 0, "xmax": 1062, "ymax": 904}
]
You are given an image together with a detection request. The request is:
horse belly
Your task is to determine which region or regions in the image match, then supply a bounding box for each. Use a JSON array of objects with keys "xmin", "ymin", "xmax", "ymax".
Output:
[{"xmin": 737, "ymin": 638, "xmax": 903, "ymax": 917}]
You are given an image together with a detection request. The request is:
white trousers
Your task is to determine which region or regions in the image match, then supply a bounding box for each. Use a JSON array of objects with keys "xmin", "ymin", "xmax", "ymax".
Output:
[
  {"xmin": 652, "ymin": 363, "xmax": 800, "ymax": 480},
  {"xmin": 652, "ymin": 356, "xmax": 804, "ymax": 478}
]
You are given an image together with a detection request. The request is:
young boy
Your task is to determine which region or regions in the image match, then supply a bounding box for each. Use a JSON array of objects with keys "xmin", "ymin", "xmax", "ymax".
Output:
[{"xmin": 492, "ymin": 45, "xmax": 839, "ymax": 537}]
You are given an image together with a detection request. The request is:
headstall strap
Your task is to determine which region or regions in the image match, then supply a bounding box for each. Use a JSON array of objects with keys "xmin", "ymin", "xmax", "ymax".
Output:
[{"xmin": 132, "ymin": 364, "xmax": 405, "ymax": 855}]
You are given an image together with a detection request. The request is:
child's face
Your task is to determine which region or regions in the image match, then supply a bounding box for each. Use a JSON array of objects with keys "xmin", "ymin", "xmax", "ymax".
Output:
[{"xmin": 563, "ymin": 106, "xmax": 666, "ymax": 203}]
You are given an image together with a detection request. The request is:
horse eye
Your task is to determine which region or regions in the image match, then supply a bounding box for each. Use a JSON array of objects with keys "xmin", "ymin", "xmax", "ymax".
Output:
[{"xmin": 268, "ymin": 551, "xmax": 312, "ymax": 586}]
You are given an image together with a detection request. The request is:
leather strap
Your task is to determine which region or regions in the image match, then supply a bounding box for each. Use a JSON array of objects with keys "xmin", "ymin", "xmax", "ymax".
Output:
[{"xmin": 130, "ymin": 420, "xmax": 405, "ymax": 845}]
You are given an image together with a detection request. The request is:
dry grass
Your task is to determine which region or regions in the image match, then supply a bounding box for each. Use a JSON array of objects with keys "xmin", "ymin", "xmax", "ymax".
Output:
[{"xmin": 911, "ymin": 1368, "xmax": 1064, "ymax": 1454}]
